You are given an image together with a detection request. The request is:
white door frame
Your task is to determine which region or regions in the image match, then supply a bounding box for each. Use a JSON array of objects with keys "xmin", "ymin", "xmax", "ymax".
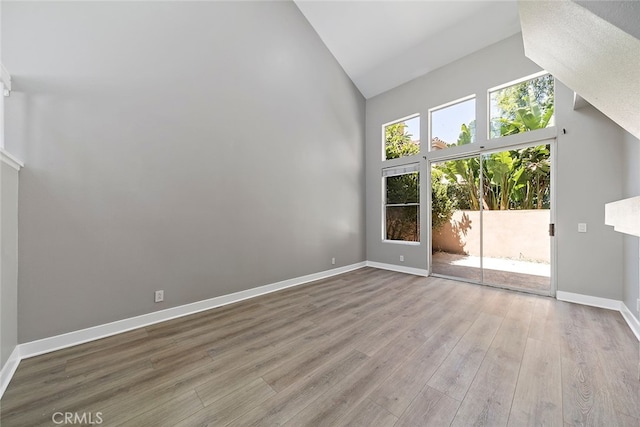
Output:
[{"xmin": 426, "ymin": 136, "xmax": 557, "ymax": 297}]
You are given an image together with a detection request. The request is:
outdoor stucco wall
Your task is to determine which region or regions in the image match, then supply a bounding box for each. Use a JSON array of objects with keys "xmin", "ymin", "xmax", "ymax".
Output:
[{"xmin": 433, "ymin": 209, "xmax": 550, "ymax": 262}]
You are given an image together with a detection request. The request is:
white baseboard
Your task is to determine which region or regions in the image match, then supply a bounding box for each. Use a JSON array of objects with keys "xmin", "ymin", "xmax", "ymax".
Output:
[
  {"xmin": 3, "ymin": 264, "xmax": 638, "ymax": 400},
  {"xmin": 556, "ymin": 291, "xmax": 640, "ymax": 343},
  {"xmin": 0, "ymin": 346, "xmax": 21, "ymax": 398},
  {"xmin": 0, "ymin": 262, "xmax": 366, "ymax": 399},
  {"xmin": 556, "ymin": 291, "xmax": 621, "ymax": 310},
  {"xmin": 620, "ymin": 302, "xmax": 640, "ymax": 342},
  {"xmin": 0, "ymin": 259, "xmax": 417, "ymax": 398},
  {"xmin": 365, "ymin": 261, "xmax": 429, "ymax": 277},
  {"xmin": 19, "ymin": 261, "xmax": 366, "ymax": 360}
]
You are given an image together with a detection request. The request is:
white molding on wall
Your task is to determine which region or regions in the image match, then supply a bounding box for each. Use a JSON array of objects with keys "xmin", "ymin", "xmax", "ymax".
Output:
[
  {"xmin": 19, "ymin": 261, "xmax": 367, "ymax": 360},
  {"xmin": 3, "ymin": 265, "xmax": 639, "ymax": 400},
  {"xmin": 556, "ymin": 290, "xmax": 621, "ymax": 310},
  {"xmin": 365, "ymin": 261, "xmax": 429, "ymax": 277},
  {"xmin": 557, "ymin": 290, "xmax": 640, "ymax": 343},
  {"xmin": 0, "ymin": 346, "xmax": 21, "ymax": 398},
  {"xmin": 0, "ymin": 149, "xmax": 23, "ymax": 171},
  {"xmin": 0, "ymin": 261, "xmax": 366, "ymax": 399},
  {"xmin": 620, "ymin": 302, "xmax": 640, "ymax": 342}
]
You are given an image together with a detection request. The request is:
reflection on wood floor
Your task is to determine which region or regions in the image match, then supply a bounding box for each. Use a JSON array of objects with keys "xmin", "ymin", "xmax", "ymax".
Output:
[{"xmin": 432, "ymin": 251, "xmax": 551, "ymax": 292}]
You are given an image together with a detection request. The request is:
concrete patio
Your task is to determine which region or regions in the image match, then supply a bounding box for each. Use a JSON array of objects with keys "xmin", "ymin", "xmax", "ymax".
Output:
[{"xmin": 431, "ymin": 251, "xmax": 551, "ymax": 293}]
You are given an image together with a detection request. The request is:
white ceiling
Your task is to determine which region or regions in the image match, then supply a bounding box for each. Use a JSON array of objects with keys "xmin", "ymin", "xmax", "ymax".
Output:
[{"xmin": 294, "ymin": 0, "xmax": 522, "ymax": 98}]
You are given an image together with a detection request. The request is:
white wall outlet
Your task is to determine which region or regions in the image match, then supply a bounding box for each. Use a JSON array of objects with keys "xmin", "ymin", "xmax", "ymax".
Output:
[
  {"xmin": 578, "ymin": 223, "xmax": 587, "ymax": 233},
  {"xmin": 636, "ymin": 298, "xmax": 640, "ymax": 312},
  {"xmin": 331, "ymin": 257, "xmax": 336, "ymax": 265},
  {"xmin": 154, "ymin": 290, "xmax": 164, "ymax": 303},
  {"xmin": 400, "ymin": 255, "xmax": 404, "ymax": 262}
]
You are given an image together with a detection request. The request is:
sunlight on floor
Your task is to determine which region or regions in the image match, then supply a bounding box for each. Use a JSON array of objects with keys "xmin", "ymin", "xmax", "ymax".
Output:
[{"xmin": 434, "ymin": 252, "xmax": 550, "ymax": 277}]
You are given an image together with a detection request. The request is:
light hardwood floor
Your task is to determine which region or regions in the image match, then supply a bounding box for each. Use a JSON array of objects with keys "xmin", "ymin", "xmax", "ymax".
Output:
[{"xmin": 1, "ymin": 268, "xmax": 638, "ymax": 426}]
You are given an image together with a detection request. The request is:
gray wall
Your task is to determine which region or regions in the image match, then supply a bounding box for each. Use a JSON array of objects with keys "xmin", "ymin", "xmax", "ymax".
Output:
[
  {"xmin": 554, "ymin": 83, "xmax": 624, "ymax": 299},
  {"xmin": 621, "ymin": 130, "xmax": 640, "ymax": 318},
  {"xmin": 1, "ymin": 162, "xmax": 18, "ymax": 366},
  {"xmin": 4, "ymin": 1, "xmax": 365, "ymax": 342},
  {"xmin": 366, "ymin": 34, "xmax": 625, "ymax": 300}
]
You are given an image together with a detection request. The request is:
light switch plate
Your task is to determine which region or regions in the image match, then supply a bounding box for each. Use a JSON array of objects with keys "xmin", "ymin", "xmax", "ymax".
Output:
[{"xmin": 578, "ymin": 223, "xmax": 587, "ymax": 233}]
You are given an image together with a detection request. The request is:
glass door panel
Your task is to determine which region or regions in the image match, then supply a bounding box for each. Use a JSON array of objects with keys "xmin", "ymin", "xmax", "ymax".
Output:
[
  {"xmin": 480, "ymin": 144, "xmax": 551, "ymax": 293},
  {"xmin": 431, "ymin": 157, "xmax": 482, "ymax": 282}
]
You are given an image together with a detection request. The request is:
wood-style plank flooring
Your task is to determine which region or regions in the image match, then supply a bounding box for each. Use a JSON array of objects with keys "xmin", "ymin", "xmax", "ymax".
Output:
[{"xmin": 1, "ymin": 268, "xmax": 638, "ymax": 426}]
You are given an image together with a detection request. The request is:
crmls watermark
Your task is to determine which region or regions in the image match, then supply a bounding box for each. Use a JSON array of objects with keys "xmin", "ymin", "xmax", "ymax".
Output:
[{"xmin": 52, "ymin": 412, "xmax": 103, "ymax": 425}]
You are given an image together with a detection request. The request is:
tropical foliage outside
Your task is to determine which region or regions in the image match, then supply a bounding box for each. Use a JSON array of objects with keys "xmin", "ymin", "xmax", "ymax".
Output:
[
  {"xmin": 440, "ymin": 74, "xmax": 553, "ymax": 212},
  {"xmin": 384, "ymin": 122, "xmax": 421, "ymax": 241},
  {"xmin": 384, "ymin": 74, "xmax": 554, "ymax": 241}
]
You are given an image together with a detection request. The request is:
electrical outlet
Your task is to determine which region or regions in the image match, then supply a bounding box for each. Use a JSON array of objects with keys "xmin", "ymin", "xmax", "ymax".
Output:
[
  {"xmin": 154, "ymin": 290, "xmax": 164, "ymax": 303},
  {"xmin": 331, "ymin": 257, "xmax": 336, "ymax": 265},
  {"xmin": 400, "ymin": 255, "xmax": 404, "ymax": 262},
  {"xmin": 637, "ymin": 298, "xmax": 640, "ymax": 312}
]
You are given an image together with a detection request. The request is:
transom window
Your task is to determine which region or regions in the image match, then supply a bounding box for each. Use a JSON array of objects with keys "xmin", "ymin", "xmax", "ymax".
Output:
[
  {"xmin": 489, "ymin": 73, "xmax": 554, "ymax": 139},
  {"xmin": 384, "ymin": 115, "xmax": 420, "ymax": 161},
  {"xmin": 429, "ymin": 97, "xmax": 475, "ymax": 151}
]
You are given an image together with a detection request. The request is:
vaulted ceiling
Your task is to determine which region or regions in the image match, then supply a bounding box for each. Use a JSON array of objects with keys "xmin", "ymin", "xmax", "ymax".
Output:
[{"xmin": 294, "ymin": 0, "xmax": 521, "ymax": 98}]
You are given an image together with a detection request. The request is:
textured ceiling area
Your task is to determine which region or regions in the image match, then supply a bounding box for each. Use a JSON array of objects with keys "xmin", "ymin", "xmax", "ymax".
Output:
[
  {"xmin": 520, "ymin": 0, "xmax": 640, "ymax": 140},
  {"xmin": 294, "ymin": 0, "xmax": 521, "ymax": 98}
]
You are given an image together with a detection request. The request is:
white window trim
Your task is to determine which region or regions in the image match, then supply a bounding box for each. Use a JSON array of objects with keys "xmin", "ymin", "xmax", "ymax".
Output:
[
  {"xmin": 382, "ymin": 166, "xmax": 420, "ymax": 244},
  {"xmin": 487, "ymin": 70, "xmax": 549, "ymax": 94},
  {"xmin": 424, "ymin": 127, "xmax": 557, "ymax": 164},
  {"xmin": 428, "ymin": 94, "xmax": 476, "ymax": 153},
  {"xmin": 382, "ymin": 240, "xmax": 421, "ymax": 246},
  {"xmin": 382, "ymin": 162, "xmax": 420, "ymax": 177},
  {"xmin": 381, "ymin": 113, "xmax": 420, "ymax": 162},
  {"xmin": 487, "ymin": 71, "xmax": 554, "ymax": 141}
]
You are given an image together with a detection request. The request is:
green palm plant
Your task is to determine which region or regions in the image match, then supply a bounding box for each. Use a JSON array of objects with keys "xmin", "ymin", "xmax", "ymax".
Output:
[
  {"xmin": 436, "ymin": 75, "xmax": 553, "ymax": 212},
  {"xmin": 440, "ymin": 157, "xmax": 481, "ymax": 210},
  {"xmin": 495, "ymin": 96, "xmax": 554, "ymax": 137},
  {"xmin": 483, "ymin": 150, "xmax": 516, "ymax": 210},
  {"xmin": 520, "ymin": 145, "xmax": 551, "ymax": 209}
]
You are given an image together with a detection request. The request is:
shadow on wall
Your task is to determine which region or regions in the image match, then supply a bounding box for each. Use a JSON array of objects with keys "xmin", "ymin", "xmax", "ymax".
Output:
[
  {"xmin": 432, "ymin": 210, "xmax": 551, "ymax": 262},
  {"xmin": 433, "ymin": 212, "xmax": 472, "ymax": 255}
]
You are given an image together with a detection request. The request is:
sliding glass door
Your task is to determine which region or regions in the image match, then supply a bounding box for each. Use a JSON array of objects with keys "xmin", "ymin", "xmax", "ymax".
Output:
[
  {"xmin": 480, "ymin": 144, "xmax": 551, "ymax": 292},
  {"xmin": 431, "ymin": 155, "xmax": 482, "ymax": 282},
  {"xmin": 430, "ymin": 143, "xmax": 553, "ymax": 295}
]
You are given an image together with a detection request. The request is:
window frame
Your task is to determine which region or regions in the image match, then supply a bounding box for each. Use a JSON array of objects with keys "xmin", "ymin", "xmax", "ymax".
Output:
[
  {"xmin": 382, "ymin": 164, "xmax": 421, "ymax": 244},
  {"xmin": 487, "ymin": 70, "xmax": 554, "ymax": 141},
  {"xmin": 428, "ymin": 94, "xmax": 476, "ymax": 152},
  {"xmin": 381, "ymin": 113, "xmax": 421, "ymax": 162}
]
